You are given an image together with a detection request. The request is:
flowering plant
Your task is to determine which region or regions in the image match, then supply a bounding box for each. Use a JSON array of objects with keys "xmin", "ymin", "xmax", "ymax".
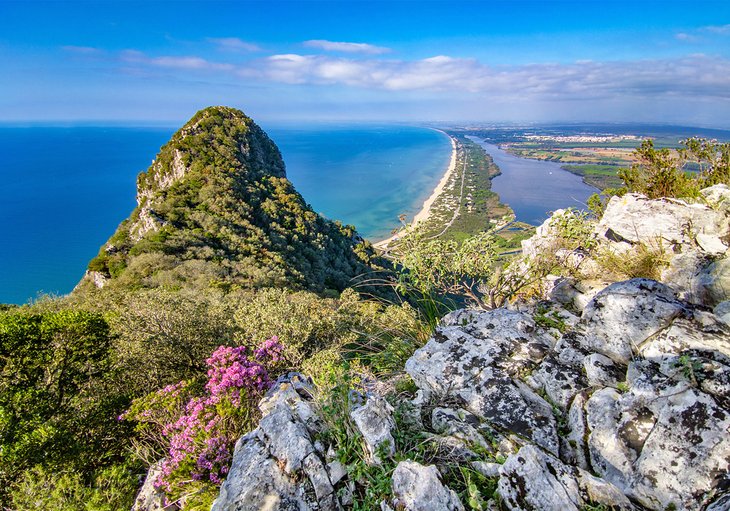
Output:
[{"xmin": 123, "ymin": 337, "xmax": 285, "ymax": 507}]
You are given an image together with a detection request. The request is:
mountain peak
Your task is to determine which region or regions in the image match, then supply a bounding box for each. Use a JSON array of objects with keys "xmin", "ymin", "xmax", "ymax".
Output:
[{"xmin": 78, "ymin": 107, "xmax": 380, "ymax": 294}]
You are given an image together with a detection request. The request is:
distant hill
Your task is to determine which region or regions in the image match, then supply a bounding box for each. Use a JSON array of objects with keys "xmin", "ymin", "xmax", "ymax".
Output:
[{"xmin": 77, "ymin": 106, "xmax": 382, "ymax": 294}]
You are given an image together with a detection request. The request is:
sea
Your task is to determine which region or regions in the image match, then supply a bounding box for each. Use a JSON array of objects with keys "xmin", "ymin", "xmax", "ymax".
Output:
[{"xmin": 0, "ymin": 124, "xmax": 451, "ymax": 304}]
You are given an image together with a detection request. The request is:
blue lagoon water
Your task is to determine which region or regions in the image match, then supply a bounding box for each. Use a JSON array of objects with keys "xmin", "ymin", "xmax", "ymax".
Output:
[
  {"xmin": 467, "ymin": 137, "xmax": 598, "ymax": 225},
  {"xmin": 0, "ymin": 124, "xmax": 451, "ymax": 303}
]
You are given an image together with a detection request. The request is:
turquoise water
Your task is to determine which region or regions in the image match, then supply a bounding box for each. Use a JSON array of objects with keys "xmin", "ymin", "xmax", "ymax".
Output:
[
  {"xmin": 0, "ymin": 124, "xmax": 450, "ymax": 303},
  {"xmin": 268, "ymin": 124, "xmax": 451, "ymax": 241}
]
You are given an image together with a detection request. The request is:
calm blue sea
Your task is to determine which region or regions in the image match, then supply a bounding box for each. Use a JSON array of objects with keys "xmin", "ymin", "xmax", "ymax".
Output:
[{"xmin": 0, "ymin": 124, "xmax": 450, "ymax": 304}]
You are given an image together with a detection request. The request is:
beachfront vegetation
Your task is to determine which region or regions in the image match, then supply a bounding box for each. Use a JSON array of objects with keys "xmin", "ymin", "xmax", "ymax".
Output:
[{"xmin": 415, "ymin": 135, "xmax": 513, "ymax": 243}]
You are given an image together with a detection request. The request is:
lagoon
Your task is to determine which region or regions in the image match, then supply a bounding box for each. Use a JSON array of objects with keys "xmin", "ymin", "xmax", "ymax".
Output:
[{"xmin": 467, "ymin": 136, "xmax": 598, "ymax": 225}]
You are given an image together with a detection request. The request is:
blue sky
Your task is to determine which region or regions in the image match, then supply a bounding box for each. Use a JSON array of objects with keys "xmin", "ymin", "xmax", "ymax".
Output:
[{"xmin": 2, "ymin": 0, "xmax": 730, "ymax": 126}]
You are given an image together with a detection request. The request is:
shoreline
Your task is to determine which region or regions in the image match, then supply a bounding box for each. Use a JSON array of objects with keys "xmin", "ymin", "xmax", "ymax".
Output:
[{"xmin": 373, "ymin": 130, "xmax": 457, "ymax": 250}]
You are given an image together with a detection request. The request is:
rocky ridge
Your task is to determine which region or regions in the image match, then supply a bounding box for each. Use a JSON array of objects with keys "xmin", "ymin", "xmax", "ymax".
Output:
[{"xmin": 136, "ymin": 186, "xmax": 730, "ymax": 510}]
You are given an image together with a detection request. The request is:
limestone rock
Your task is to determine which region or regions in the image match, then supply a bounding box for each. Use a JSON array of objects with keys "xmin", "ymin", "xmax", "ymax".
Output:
[
  {"xmin": 578, "ymin": 279, "xmax": 686, "ymax": 364},
  {"xmin": 497, "ymin": 444, "xmax": 634, "ymax": 511},
  {"xmin": 597, "ymin": 193, "xmax": 728, "ymax": 248},
  {"xmin": 132, "ymin": 461, "xmax": 176, "ymax": 511},
  {"xmin": 585, "ymin": 362, "xmax": 730, "ymax": 511},
  {"xmin": 470, "ymin": 461, "xmax": 501, "ymax": 478},
  {"xmin": 350, "ymin": 393, "xmax": 396, "ymax": 464},
  {"xmin": 715, "ymin": 301, "xmax": 730, "ymax": 326},
  {"xmin": 696, "ymin": 254, "xmax": 730, "ymax": 306},
  {"xmin": 391, "ymin": 461, "xmax": 464, "ymax": 511},
  {"xmin": 431, "ymin": 407, "xmax": 491, "ymax": 452},
  {"xmin": 406, "ymin": 309, "xmax": 559, "ymax": 454},
  {"xmin": 701, "ymin": 183, "xmax": 730, "ymax": 216},
  {"xmin": 211, "ymin": 432, "xmax": 315, "ymax": 511},
  {"xmin": 583, "ymin": 352, "xmax": 623, "ymax": 388},
  {"xmin": 526, "ymin": 354, "xmax": 586, "ymax": 410},
  {"xmin": 211, "ymin": 374, "xmax": 338, "ymax": 511},
  {"xmin": 562, "ymin": 391, "xmax": 590, "ymax": 470}
]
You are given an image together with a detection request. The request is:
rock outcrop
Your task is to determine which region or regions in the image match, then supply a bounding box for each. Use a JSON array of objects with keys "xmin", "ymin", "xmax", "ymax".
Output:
[{"xmin": 134, "ymin": 189, "xmax": 730, "ymax": 511}]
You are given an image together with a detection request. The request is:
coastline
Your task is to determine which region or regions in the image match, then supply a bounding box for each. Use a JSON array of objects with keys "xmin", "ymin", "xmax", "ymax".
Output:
[{"xmin": 373, "ymin": 130, "xmax": 457, "ymax": 250}]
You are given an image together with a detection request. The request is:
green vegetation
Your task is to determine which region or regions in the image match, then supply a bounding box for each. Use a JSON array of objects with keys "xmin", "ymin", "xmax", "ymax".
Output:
[
  {"xmin": 82, "ymin": 106, "xmax": 388, "ymax": 296},
  {"xmin": 561, "ymin": 164, "xmax": 623, "ymax": 190},
  {"xmin": 314, "ymin": 371, "xmax": 501, "ymax": 510},
  {"xmin": 416, "ymin": 134, "xmax": 512, "ymax": 242},
  {"xmin": 11, "ymin": 119, "xmax": 725, "ymax": 509},
  {"xmin": 0, "ymin": 308, "xmax": 138, "ymax": 507},
  {"xmin": 391, "ymin": 224, "xmax": 555, "ymax": 310},
  {"xmin": 617, "ymin": 138, "xmax": 730, "ymax": 199},
  {"xmin": 585, "ymin": 136, "xmax": 730, "ymax": 219}
]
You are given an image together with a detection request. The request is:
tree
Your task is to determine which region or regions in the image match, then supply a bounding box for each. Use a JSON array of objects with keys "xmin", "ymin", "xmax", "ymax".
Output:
[
  {"xmin": 393, "ymin": 227, "xmax": 548, "ymax": 310},
  {"xmin": 618, "ymin": 137, "xmax": 730, "ymax": 200},
  {"xmin": 0, "ymin": 309, "xmax": 129, "ymax": 498}
]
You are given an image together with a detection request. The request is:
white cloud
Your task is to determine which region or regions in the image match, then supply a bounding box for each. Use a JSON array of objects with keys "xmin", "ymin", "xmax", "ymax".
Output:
[
  {"xmin": 303, "ymin": 39, "xmax": 391, "ymax": 54},
  {"xmin": 207, "ymin": 37, "xmax": 261, "ymax": 52},
  {"xmin": 702, "ymin": 24, "xmax": 730, "ymax": 34},
  {"xmin": 116, "ymin": 49, "xmax": 730, "ymax": 103},
  {"xmin": 241, "ymin": 53, "xmax": 730, "ymax": 102},
  {"xmin": 120, "ymin": 51, "xmax": 234, "ymax": 71},
  {"xmin": 61, "ymin": 45, "xmax": 104, "ymax": 54},
  {"xmin": 675, "ymin": 32, "xmax": 699, "ymax": 42}
]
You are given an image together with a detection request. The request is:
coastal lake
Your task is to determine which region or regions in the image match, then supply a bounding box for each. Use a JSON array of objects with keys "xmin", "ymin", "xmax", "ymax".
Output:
[
  {"xmin": 0, "ymin": 124, "xmax": 450, "ymax": 303},
  {"xmin": 467, "ymin": 136, "xmax": 598, "ymax": 225}
]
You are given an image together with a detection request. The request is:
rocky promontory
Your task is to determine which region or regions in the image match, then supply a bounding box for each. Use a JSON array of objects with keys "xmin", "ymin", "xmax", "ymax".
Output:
[{"xmin": 134, "ymin": 186, "xmax": 730, "ymax": 510}]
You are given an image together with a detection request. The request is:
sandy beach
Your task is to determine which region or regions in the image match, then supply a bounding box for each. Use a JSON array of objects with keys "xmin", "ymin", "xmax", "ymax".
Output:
[{"xmin": 374, "ymin": 131, "xmax": 457, "ymax": 250}]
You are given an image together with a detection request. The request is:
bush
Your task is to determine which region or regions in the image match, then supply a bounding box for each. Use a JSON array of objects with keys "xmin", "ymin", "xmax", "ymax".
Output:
[
  {"xmin": 595, "ymin": 239, "xmax": 670, "ymax": 280},
  {"xmin": 108, "ymin": 288, "xmax": 236, "ymax": 396},
  {"xmin": 10, "ymin": 464, "xmax": 138, "ymax": 511},
  {"xmin": 122, "ymin": 338, "xmax": 285, "ymax": 509},
  {"xmin": 618, "ymin": 137, "xmax": 730, "ymax": 200},
  {"xmin": 0, "ymin": 308, "xmax": 129, "ymax": 499}
]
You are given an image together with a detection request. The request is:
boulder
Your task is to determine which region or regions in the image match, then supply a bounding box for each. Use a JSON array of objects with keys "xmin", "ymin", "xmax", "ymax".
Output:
[
  {"xmin": 597, "ymin": 193, "xmax": 729, "ymax": 249},
  {"xmin": 701, "ymin": 183, "xmax": 730, "ymax": 217},
  {"xmin": 583, "ymin": 352, "xmax": 623, "ymax": 388},
  {"xmin": 578, "ymin": 279, "xmax": 686, "ymax": 364},
  {"xmin": 132, "ymin": 461, "xmax": 176, "ymax": 511},
  {"xmin": 715, "ymin": 300, "xmax": 730, "ymax": 326},
  {"xmin": 585, "ymin": 361, "xmax": 730, "ymax": 510},
  {"xmin": 211, "ymin": 375, "xmax": 339, "ymax": 511},
  {"xmin": 497, "ymin": 444, "xmax": 634, "ymax": 511},
  {"xmin": 350, "ymin": 393, "xmax": 396, "ymax": 464},
  {"xmin": 391, "ymin": 461, "xmax": 464, "ymax": 511},
  {"xmin": 406, "ymin": 309, "xmax": 560, "ymax": 454}
]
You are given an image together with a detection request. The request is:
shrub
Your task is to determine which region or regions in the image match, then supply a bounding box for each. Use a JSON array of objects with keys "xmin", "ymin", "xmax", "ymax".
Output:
[
  {"xmin": 0, "ymin": 308, "xmax": 129, "ymax": 499},
  {"xmin": 108, "ymin": 288, "xmax": 236, "ymax": 396},
  {"xmin": 393, "ymin": 227, "xmax": 533, "ymax": 310},
  {"xmin": 595, "ymin": 238, "xmax": 669, "ymax": 280},
  {"xmin": 618, "ymin": 137, "xmax": 730, "ymax": 200},
  {"xmin": 10, "ymin": 464, "xmax": 138, "ymax": 511},
  {"xmin": 123, "ymin": 338, "xmax": 285, "ymax": 509},
  {"xmin": 549, "ymin": 208, "xmax": 598, "ymax": 251},
  {"xmin": 619, "ymin": 139, "xmax": 699, "ymax": 199}
]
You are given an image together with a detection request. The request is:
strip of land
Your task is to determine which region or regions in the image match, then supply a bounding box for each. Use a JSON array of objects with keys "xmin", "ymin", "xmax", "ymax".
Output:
[{"xmin": 373, "ymin": 131, "xmax": 458, "ymax": 249}]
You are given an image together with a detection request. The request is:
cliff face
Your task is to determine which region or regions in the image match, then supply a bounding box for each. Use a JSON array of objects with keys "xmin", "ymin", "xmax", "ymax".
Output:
[
  {"xmin": 78, "ymin": 106, "xmax": 379, "ymax": 294},
  {"xmin": 188, "ymin": 188, "xmax": 729, "ymax": 511}
]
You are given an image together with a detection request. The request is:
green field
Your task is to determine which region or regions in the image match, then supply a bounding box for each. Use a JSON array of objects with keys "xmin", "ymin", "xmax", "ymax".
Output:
[{"xmin": 561, "ymin": 164, "xmax": 624, "ymax": 190}]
